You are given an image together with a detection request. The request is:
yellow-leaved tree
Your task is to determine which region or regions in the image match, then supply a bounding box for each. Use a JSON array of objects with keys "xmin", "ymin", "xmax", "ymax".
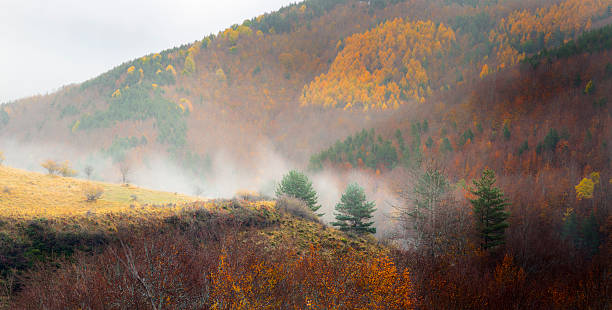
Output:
[
  {"xmin": 576, "ymin": 178, "xmax": 594, "ymax": 200},
  {"xmin": 480, "ymin": 64, "xmax": 490, "ymax": 79},
  {"xmin": 183, "ymin": 55, "xmax": 196, "ymax": 74},
  {"xmin": 165, "ymin": 64, "xmax": 177, "ymax": 76},
  {"xmin": 575, "ymin": 172, "xmax": 600, "ymax": 200}
]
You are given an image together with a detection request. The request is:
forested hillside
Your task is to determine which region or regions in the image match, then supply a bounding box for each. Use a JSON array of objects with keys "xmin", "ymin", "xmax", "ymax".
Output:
[
  {"xmin": 2, "ymin": 0, "xmax": 610, "ymax": 170},
  {"xmin": 1, "ymin": 0, "xmax": 612, "ymax": 308}
]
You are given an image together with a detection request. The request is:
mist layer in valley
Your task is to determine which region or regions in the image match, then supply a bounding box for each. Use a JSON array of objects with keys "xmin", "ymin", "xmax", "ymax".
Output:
[{"xmin": 0, "ymin": 137, "xmax": 405, "ymax": 236}]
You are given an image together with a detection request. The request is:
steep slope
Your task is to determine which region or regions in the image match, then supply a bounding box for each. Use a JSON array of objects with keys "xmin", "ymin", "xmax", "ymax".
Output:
[
  {"xmin": 312, "ymin": 24, "xmax": 612, "ymax": 178},
  {"xmin": 0, "ymin": 165, "xmax": 400, "ymax": 309},
  {"xmin": 2, "ymin": 0, "xmax": 609, "ymax": 176},
  {"xmin": 306, "ymin": 25, "xmax": 612, "ymax": 308},
  {"xmin": 1, "ymin": 0, "xmax": 612, "ymax": 308}
]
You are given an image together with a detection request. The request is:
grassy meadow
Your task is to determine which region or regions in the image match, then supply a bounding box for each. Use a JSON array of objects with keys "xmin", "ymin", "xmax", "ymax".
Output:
[{"xmin": 0, "ymin": 166, "xmax": 197, "ymax": 220}]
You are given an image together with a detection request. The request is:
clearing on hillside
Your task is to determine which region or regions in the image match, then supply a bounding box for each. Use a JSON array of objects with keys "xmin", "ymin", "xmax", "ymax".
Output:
[{"xmin": 0, "ymin": 166, "xmax": 197, "ymax": 220}]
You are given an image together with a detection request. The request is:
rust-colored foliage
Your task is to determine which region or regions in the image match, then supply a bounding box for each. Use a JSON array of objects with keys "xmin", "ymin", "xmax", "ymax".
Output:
[{"xmin": 13, "ymin": 219, "xmax": 415, "ymax": 310}]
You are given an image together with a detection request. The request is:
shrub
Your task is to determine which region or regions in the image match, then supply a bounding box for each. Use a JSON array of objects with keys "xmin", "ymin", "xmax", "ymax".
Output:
[
  {"xmin": 41, "ymin": 160, "xmax": 76, "ymax": 177},
  {"xmin": 41, "ymin": 160, "xmax": 60, "ymax": 175},
  {"xmin": 276, "ymin": 195, "xmax": 319, "ymax": 223},
  {"xmin": 58, "ymin": 161, "xmax": 77, "ymax": 177},
  {"xmin": 83, "ymin": 184, "xmax": 104, "ymax": 202},
  {"xmin": 13, "ymin": 224, "xmax": 414, "ymax": 310},
  {"xmin": 235, "ymin": 190, "xmax": 261, "ymax": 201},
  {"xmin": 276, "ymin": 170, "xmax": 322, "ymax": 214}
]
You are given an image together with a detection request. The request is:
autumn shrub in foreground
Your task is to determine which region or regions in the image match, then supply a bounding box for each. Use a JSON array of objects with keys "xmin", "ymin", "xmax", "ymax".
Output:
[
  {"xmin": 275, "ymin": 195, "xmax": 319, "ymax": 223},
  {"xmin": 83, "ymin": 183, "xmax": 104, "ymax": 202},
  {"xmin": 13, "ymin": 222, "xmax": 415, "ymax": 309}
]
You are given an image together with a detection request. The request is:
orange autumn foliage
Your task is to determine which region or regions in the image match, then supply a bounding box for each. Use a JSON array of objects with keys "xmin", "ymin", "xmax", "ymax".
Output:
[
  {"xmin": 489, "ymin": 0, "xmax": 607, "ymax": 68},
  {"xmin": 209, "ymin": 246, "xmax": 415, "ymax": 309},
  {"xmin": 301, "ymin": 18, "xmax": 455, "ymax": 110}
]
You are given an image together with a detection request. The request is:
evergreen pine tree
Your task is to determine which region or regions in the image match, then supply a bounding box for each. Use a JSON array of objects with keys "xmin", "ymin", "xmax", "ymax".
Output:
[
  {"xmin": 561, "ymin": 210, "xmax": 579, "ymax": 242},
  {"xmin": 581, "ymin": 213, "xmax": 601, "ymax": 255},
  {"xmin": 276, "ymin": 170, "xmax": 322, "ymax": 214},
  {"xmin": 395, "ymin": 129, "xmax": 406, "ymax": 153},
  {"xmin": 503, "ymin": 123, "xmax": 511, "ymax": 140},
  {"xmin": 441, "ymin": 137, "xmax": 453, "ymax": 153},
  {"xmin": 469, "ymin": 169, "xmax": 510, "ymax": 250},
  {"xmin": 425, "ymin": 137, "xmax": 433, "ymax": 149},
  {"xmin": 332, "ymin": 183, "xmax": 376, "ymax": 234}
]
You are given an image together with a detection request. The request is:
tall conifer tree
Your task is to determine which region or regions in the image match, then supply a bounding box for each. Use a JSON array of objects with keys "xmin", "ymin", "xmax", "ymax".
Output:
[
  {"xmin": 469, "ymin": 169, "xmax": 510, "ymax": 250},
  {"xmin": 332, "ymin": 183, "xmax": 376, "ymax": 234}
]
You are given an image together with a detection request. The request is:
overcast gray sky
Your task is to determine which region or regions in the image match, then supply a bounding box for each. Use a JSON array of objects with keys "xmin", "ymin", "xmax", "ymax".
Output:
[{"xmin": 0, "ymin": 0, "xmax": 296, "ymax": 103}]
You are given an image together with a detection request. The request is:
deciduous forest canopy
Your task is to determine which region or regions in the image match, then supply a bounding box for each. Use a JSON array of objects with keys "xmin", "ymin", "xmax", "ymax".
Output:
[{"xmin": 1, "ymin": 0, "xmax": 612, "ymax": 308}]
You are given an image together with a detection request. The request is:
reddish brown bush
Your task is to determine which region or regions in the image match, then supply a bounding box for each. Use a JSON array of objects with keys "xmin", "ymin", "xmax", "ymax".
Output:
[{"xmin": 13, "ymin": 221, "xmax": 415, "ymax": 310}]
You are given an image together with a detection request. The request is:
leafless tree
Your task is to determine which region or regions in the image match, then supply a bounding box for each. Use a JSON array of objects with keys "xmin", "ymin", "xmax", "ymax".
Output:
[
  {"xmin": 119, "ymin": 162, "xmax": 130, "ymax": 185},
  {"xmin": 394, "ymin": 161, "xmax": 471, "ymax": 257},
  {"xmin": 112, "ymin": 240, "xmax": 162, "ymax": 310},
  {"xmin": 84, "ymin": 165, "xmax": 94, "ymax": 180},
  {"xmin": 193, "ymin": 185, "xmax": 204, "ymax": 197}
]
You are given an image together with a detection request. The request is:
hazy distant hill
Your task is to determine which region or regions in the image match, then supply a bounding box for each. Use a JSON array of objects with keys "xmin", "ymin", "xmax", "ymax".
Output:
[
  {"xmin": 2, "ymin": 0, "xmax": 612, "ymax": 308},
  {"xmin": 1, "ymin": 0, "xmax": 609, "ymax": 173}
]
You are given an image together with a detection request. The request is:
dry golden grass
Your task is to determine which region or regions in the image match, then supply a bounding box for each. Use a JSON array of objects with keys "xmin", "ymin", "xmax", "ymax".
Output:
[
  {"xmin": 0, "ymin": 166, "xmax": 198, "ymax": 221},
  {"xmin": 0, "ymin": 165, "xmax": 379, "ymax": 254}
]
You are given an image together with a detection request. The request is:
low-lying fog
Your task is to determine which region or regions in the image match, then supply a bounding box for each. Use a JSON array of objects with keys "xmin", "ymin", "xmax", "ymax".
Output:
[{"xmin": 0, "ymin": 139, "xmax": 401, "ymax": 237}]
